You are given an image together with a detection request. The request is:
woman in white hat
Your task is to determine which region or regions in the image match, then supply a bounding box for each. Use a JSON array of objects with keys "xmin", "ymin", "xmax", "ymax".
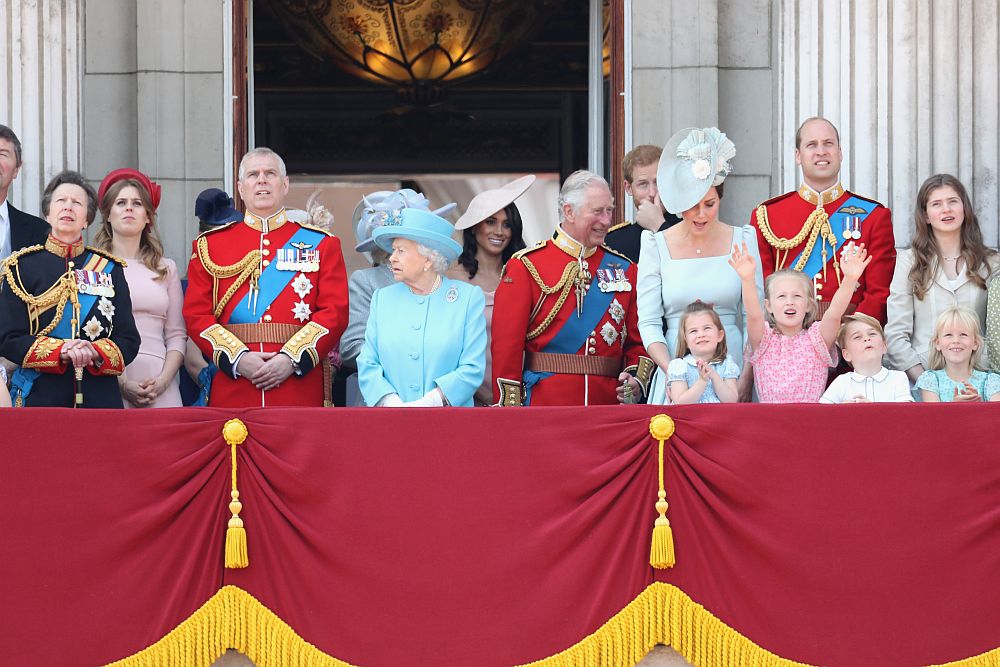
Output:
[
  {"xmin": 636, "ymin": 128, "xmax": 764, "ymax": 404},
  {"xmin": 357, "ymin": 208, "xmax": 487, "ymax": 407},
  {"xmin": 448, "ymin": 175, "xmax": 533, "ymax": 405}
]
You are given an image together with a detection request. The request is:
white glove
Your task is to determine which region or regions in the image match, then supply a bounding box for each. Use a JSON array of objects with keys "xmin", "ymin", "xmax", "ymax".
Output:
[
  {"xmin": 405, "ymin": 389, "xmax": 446, "ymax": 408},
  {"xmin": 379, "ymin": 393, "xmax": 405, "ymax": 407}
]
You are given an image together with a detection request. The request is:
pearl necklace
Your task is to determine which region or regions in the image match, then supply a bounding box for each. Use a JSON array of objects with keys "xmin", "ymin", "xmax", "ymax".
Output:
[{"xmin": 410, "ymin": 274, "xmax": 442, "ymax": 296}]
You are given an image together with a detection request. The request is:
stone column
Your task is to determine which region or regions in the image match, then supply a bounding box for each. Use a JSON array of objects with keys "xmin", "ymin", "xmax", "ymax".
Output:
[
  {"xmin": 777, "ymin": 0, "xmax": 1000, "ymax": 247},
  {"xmin": 0, "ymin": 0, "xmax": 82, "ymax": 215},
  {"xmin": 628, "ymin": 0, "xmax": 776, "ymax": 224},
  {"xmin": 82, "ymin": 0, "xmax": 229, "ymax": 272}
]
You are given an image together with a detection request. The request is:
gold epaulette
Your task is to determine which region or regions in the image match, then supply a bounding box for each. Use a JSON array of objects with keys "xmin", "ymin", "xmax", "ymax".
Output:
[
  {"xmin": 299, "ymin": 222, "xmax": 334, "ymax": 237},
  {"xmin": 606, "ymin": 220, "xmax": 633, "ymax": 233},
  {"xmin": 2, "ymin": 244, "xmax": 44, "ymax": 267},
  {"xmin": 195, "ymin": 220, "xmax": 240, "ymax": 239},
  {"xmin": 511, "ymin": 240, "xmax": 545, "ymax": 260},
  {"xmin": 86, "ymin": 246, "xmax": 127, "ymax": 267},
  {"xmin": 601, "ymin": 245, "xmax": 633, "ymax": 264}
]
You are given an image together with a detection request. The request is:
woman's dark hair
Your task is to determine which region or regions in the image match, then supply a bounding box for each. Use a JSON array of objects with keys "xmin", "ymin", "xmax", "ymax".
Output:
[{"xmin": 456, "ymin": 201, "xmax": 527, "ymax": 278}]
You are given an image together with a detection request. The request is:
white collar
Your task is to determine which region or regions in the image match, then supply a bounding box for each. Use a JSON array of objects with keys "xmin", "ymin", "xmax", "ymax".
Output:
[
  {"xmin": 683, "ymin": 354, "xmax": 720, "ymax": 367},
  {"xmin": 848, "ymin": 366, "xmax": 890, "ymax": 383},
  {"xmin": 0, "ymin": 199, "xmax": 8, "ymax": 223}
]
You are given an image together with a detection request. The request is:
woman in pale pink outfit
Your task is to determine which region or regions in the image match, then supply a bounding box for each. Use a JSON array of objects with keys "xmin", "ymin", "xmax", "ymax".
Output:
[{"xmin": 94, "ymin": 169, "xmax": 186, "ymax": 407}]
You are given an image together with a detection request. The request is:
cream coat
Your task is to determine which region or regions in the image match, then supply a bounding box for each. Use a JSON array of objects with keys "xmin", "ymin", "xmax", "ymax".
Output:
[{"xmin": 884, "ymin": 248, "xmax": 999, "ymax": 373}]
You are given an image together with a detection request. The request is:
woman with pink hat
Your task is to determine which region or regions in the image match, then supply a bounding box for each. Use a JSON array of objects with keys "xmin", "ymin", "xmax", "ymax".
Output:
[
  {"xmin": 93, "ymin": 168, "xmax": 186, "ymax": 407},
  {"xmin": 449, "ymin": 175, "xmax": 533, "ymax": 405}
]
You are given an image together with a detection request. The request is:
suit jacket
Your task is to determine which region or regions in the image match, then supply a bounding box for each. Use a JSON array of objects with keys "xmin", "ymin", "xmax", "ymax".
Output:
[{"xmin": 8, "ymin": 202, "xmax": 49, "ymax": 253}]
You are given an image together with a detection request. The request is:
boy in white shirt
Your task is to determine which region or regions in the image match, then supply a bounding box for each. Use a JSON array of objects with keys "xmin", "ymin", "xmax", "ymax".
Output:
[{"xmin": 821, "ymin": 313, "xmax": 913, "ymax": 403}]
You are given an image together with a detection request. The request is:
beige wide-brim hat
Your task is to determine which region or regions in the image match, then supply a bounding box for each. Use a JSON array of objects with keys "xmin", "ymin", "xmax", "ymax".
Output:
[{"xmin": 454, "ymin": 175, "xmax": 536, "ymax": 231}]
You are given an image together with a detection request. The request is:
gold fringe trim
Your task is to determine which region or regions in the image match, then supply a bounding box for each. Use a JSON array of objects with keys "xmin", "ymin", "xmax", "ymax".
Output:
[
  {"xmin": 104, "ymin": 586, "xmax": 357, "ymax": 667},
  {"xmin": 102, "ymin": 582, "xmax": 1000, "ymax": 667},
  {"xmin": 517, "ymin": 582, "xmax": 812, "ymax": 667}
]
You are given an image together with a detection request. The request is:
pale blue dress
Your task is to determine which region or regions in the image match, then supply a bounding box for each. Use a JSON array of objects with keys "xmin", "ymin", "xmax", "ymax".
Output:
[
  {"xmin": 637, "ymin": 224, "xmax": 764, "ymax": 404},
  {"xmin": 666, "ymin": 355, "xmax": 740, "ymax": 403},
  {"xmin": 358, "ymin": 277, "xmax": 486, "ymax": 407},
  {"xmin": 914, "ymin": 369, "xmax": 1000, "ymax": 401}
]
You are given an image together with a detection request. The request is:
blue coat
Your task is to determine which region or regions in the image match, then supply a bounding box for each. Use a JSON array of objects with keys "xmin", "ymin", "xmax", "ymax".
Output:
[{"xmin": 358, "ymin": 277, "xmax": 486, "ymax": 406}]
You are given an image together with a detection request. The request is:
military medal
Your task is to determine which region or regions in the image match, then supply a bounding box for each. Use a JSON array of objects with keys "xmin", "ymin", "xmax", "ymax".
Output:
[
  {"xmin": 75, "ymin": 270, "xmax": 115, "ymax": 297},
  {"xmin": 277, "ymin": 243, "xmax": 321, "ymax": 272},
  {"xmin": 842, "ymin": 216, "xmax": 861, "ymax": 240}
]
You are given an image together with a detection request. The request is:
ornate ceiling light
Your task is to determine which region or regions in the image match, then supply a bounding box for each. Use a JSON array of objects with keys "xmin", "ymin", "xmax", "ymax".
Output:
[{"xmin": 269, "ymin": 0, "xmax": 561, "ymax": 103}]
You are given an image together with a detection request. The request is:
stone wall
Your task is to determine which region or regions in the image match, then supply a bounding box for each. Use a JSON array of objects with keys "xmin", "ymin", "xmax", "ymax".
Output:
[{"xmin": 81, "ymin": 0, "xmax": 229, "ymax": 269}]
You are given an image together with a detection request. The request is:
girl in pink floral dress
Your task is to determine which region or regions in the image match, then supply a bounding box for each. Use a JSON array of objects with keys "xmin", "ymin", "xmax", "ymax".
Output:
[{"xmin": 729, "ymin": 240, "xmax": 872, "ymax": 403}]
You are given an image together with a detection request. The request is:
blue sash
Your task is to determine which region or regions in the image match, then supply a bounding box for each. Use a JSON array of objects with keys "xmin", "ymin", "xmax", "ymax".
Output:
[
  {"xmin": 12, "ymin": 251, "xmax": 113, "ymax": 407},
  {"xmin": 524, "ymin": 252, "xmax": 623, "ymax": 404},
  {"xmin": 790, "ymin": 196, "xmax": 877, "ymax": 278},
  {"xmin": 228, "ymin": 227, "xmax": 325, "ymax": 324}
]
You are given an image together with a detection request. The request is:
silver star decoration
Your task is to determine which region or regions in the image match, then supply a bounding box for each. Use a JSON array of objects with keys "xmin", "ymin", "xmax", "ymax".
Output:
[
  {"xmin": 609, "ymin": 298, "xmax": 625, "ymax": 324},
  {"xmin": 292, "ymin": 300, "xmax": 312, "ymax": 322},
  {"xmin": 98, "ymin": 297, "xmax": 115, "ymax": 321},
  {"xmin": 83, "ymin": 316, "xmax": 104, "ymax": 341},
  {"xmin": 292, "ymin": 273, "xmax": 313, "ymax": 299},
  {"xmin": 600, "ymin": 322, "xmax": 618, "ymax": 346}
]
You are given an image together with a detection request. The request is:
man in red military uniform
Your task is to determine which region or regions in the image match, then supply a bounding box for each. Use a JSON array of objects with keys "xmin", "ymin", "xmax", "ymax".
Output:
[
  {"xmin": 184, "ymin": 147, "xmax": 348, "ymax": 407},
  {"xmin": 492, "ymin": 170, "xmax": 653, "ymax": 406},
  {"xmin": 751, "ymin": 117, "xmax": 895, "ymax": 322}
]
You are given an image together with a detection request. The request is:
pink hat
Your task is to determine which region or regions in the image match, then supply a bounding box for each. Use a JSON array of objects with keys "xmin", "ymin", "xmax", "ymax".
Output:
[{"xmin": 98, "ymin": 168, "xmax": 162, "ymax": 212}]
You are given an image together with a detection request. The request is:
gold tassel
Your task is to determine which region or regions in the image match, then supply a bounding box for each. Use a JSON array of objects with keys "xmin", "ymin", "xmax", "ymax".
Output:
[
  {"xmin": 649, "ymin": 414, "xmax": 676, "ymax": 569},
  {"xmin": 223, "ymin": 419, "xmax": 249, "ymax": 569}
]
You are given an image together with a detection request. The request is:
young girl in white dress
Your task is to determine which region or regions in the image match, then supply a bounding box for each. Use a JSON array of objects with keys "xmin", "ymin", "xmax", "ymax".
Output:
[{"xmin": 667, "ymin": 301, "xmax": 740, "ymax": 404}]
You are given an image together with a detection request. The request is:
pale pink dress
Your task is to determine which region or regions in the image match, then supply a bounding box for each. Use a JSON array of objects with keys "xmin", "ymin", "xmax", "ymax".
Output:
[
  {"xmin": 121, "ymin": 258, "xmax": 186, "ymax": 408},
  {"xmin": 749, "ymin": 321, "xmax": 835, "ymax": 403}
]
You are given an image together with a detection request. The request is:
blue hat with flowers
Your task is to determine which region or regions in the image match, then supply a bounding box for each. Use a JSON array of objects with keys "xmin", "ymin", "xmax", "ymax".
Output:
[
  {"xmin": 352, "ymin": 188, "xmax": 456, "ymax": 253},
  {"xmin": 658, "ymin": 127, "xmax": 736, "ymax": 214},
  {"xmin": 371, "ymin": 208, "xmax": 463, "ymax": 264}
]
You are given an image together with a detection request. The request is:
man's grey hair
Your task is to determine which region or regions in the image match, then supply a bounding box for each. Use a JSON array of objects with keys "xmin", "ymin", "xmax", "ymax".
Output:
[
  {"xmin": 238, "ymin": 147, "xmax": 288, "ymax": 180},
  {"xmin": 416, "ymin": 243, "xmax": 451, "ymax": 274},
  {"xmin": 558, "ymin": 169, "xmax": 611, "ymax": 222}
]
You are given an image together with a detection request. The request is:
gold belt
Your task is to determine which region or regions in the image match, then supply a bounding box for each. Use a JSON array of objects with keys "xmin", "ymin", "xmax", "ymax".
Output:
[
  {"xmin": 226, "ymin": 322, "xmax": 299, "ymax": 345},
  {"xmin": 525, "ymin": 352, "xmax": 620, "ymax": 377}
]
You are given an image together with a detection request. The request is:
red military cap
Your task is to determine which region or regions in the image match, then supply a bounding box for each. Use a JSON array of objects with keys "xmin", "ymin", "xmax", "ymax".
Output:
[{"xmin": 97, "ymin": 168, "xmax": 162, "ymax": 211}]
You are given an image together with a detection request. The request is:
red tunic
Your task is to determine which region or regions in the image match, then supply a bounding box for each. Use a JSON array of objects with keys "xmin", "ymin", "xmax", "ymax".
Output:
[
  {"xmin": 491, "ymin": 228, "xmax": 650, "ymax": 406},
  {"xmin": 183, "ymin": 209, "xmax": 348, "ymax": 407},
  {"xmin": 750, "ymin": 183, "xmax": 896, "ymax": 322}
]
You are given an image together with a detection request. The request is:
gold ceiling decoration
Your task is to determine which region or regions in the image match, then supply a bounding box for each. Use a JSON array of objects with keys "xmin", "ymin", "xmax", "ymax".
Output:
[{"xmin": 269, "ymin": 0, "xmax": 561, "ymax": 101}]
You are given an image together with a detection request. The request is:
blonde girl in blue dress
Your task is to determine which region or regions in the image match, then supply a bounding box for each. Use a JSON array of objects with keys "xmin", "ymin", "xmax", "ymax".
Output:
[
  {"xmin": 916, "ymin": 306, "xmax": 1000, "ymax": 402},
  {"xmin": 667, "ymin": 301, "xmax": 740, "ymax": 404}
]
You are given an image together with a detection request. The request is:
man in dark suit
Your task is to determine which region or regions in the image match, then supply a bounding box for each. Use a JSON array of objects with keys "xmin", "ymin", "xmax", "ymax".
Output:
[
  {"xmin": 0, "ymin": 125, "xmax": 49, "ymax": 379},
  {"xmin": 0, "ymin": 125, "xmax": 49, "ymax": 264}
]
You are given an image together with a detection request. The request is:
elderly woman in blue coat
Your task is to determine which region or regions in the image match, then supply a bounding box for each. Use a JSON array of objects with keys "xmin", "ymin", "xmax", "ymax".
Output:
[{"xmin": 358, "ymin": 208, "xmax": 486, "ymax": 407}]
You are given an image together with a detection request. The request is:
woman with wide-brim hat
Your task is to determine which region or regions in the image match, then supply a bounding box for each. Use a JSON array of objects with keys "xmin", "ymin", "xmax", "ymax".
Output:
[
  {"xmin": 636, "ymin": 127, "xmax": 764, "ymax": 404},
  {"xmin": 448, "ymin": 175, "xmax": 532, "ymax": 405},
  {"xmin": 357, "ymin": 208, "xmax": 486, "ymax": 407}
]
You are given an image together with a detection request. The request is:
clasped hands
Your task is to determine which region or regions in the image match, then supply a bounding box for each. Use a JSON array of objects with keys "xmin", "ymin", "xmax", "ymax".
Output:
[
  {"xmin": 236, "ymin": 351, "xmax": 296, "ymax": 391},
  {"xmin": 60, "ymin": 339, "xmax": 99, "ymax": 369}
]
